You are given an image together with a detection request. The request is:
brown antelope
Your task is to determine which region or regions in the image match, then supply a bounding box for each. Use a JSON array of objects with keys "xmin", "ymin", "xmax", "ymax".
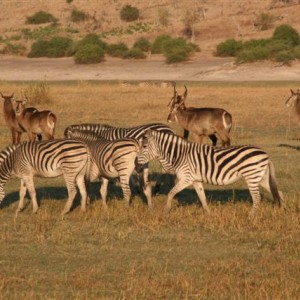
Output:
[
  {"xmin": 285, "ymin": 89, "xmax": 300, "ymax": 127},
  {"xmin": 167, "ymin": 85, "xmax": 232, "ymax": 146},
  {"xmin": 1, "ymin": 92, "xmax": 38, "ymax": 144},
  {"xmin": 12, "ymin": 97, "xmax": 57, "ymax": 141}
]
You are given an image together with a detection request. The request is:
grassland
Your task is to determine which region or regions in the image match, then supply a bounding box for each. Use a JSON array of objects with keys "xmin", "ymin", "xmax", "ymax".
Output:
[{"xmin": 0, "ymin": 81, "xmax": 299, "ymax": 299}]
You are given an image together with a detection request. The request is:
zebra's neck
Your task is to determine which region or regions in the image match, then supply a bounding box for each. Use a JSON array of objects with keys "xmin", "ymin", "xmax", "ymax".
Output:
[{"xmin": 154, "ymin": 132, "xmax": 196, "ymax": 172}]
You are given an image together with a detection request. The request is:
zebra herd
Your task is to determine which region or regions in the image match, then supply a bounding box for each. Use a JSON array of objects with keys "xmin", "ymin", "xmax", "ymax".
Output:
[{"xmin": 0, "ymin": 88, "xmax": 285, "ymax": 218}]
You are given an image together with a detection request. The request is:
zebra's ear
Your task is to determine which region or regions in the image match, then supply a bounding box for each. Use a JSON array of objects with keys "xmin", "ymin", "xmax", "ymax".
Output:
[
  {"xmin": 141, "ymin": 129, "xmax": 152, "ymax": 146},
  {"xmin": 145, "ymin": 129, "xmax": 152, "ymax": 138}
]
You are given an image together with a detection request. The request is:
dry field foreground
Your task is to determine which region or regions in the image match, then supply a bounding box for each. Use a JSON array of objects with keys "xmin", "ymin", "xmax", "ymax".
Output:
[{"xmin": 0, "ymin": 81, "xmax": 299, "ymax": 299}]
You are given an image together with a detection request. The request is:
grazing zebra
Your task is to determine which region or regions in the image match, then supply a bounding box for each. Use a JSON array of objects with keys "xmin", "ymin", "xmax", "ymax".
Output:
[
  {"xmin": 137, "ymin": 130, "xmax": 284, "ymax": 217},
  {"xmin": 66, "ymin": 129, "xmax": 152, "ymax": 208},
  {"xmin": 64, "ymin": 122, "xmax": 174, "ymax": 141},
  {"xmin": 64, "ymin": 122, "xmax": 175, "ymax": 194},
  {"xmin": 0, "ymin": 139, "xmax": 90, "ymax": 217}
]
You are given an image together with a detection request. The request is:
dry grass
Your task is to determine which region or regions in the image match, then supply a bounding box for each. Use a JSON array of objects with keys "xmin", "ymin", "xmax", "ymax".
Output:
[{"xmin": 0, "ymin": 81, "xmax": 299, "ymax": 299}]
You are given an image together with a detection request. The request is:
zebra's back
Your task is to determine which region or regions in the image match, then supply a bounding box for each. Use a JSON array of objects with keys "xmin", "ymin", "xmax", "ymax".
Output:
[{"xmin": 64, "ymin": 122, "xmax": 174, "ymax": 141}]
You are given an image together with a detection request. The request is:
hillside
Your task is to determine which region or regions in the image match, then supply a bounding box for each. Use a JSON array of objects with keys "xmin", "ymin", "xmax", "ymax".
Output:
[{"xmin": 1, "ymin": 0, "xmax": 300, "ymax": 57}]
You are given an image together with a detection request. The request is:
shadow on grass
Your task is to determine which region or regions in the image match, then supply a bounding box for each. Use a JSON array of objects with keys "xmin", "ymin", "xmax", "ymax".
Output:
[
  {"xmin": 1, "ymin": 179, "xmax": 148, "ymax": 210},
  {"xmin": 278, "ymin": 143, "xmax": 300, "ymax": 152},
  {"xmin": 2, "ymin": 172, "xmax": 274, "ymax": 210},
  {"xmin": 149, "ymin": 172, "xmax": 253, "ymax": 206}
]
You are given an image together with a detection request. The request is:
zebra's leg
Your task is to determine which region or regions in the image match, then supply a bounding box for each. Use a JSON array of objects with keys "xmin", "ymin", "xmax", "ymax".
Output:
[
  {"xmin": 247, "ymin": 184, "xmax": 261, "ymax": 219},
  {"xmin": 193, "ymin": 181, "xmax": 210, "ymax": 213},
  {"xmin": 119, "ymin": 174, "xmax": 131, "ymax": 206},
  {"xmin": 76, "ymin": 174, "xmax": 88, "ymax": 212},
  {"xmin": 166, "ymin": 179, "xmax": 192, "ymax": 213},
  {"xmin": 61, "ymin": 177, "xmax": 77, "ymax": 216},
  {"xmin": 21, "ymin": 176, "xmax": 39, "ymax": 214},
  {"xmin": 15, "ymin": 179, "xmax": 28, "ymax": 217},
  {"xmin": 100, "ymin": 178, "xmax": 108, "ymax": 209},
  {"xmin": 138, "ymin": 167, "xmax": 152, "ymax": 209}
]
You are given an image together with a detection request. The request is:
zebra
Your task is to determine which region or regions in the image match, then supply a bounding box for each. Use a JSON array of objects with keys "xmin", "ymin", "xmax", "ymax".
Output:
[
  {"xmin": 0, "ymin": 139, "xmax": 90, "ymax": 217},
  {"xmin": 64, "ymin": 122, "xmax": 174, "ymax": 141},
  {"xmin": 137, "ymin": 130, "xmax": 284, "ymax": 217},
  {"xmin": 66, "ymin": 129, "xmax": 152, "ymax": 208},
  {"xmin": 64, "ymin": 122, "xmax": 175, "ymax": 194}
]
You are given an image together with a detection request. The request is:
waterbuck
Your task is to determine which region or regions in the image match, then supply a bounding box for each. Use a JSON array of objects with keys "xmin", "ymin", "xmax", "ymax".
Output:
[
  {"xmin": 12, "ymin": 97, "xmax": 57, "ymax": 141},
  {"xmin": 285, "ymin": 89, "xmax": 300, "ymax": 127},
  {"xmin": 1, "ymin": 92, "xmax": 38, "ymax": 144},
  {"xmin": 167, "ymin": 85, "xmax": 232, "ymax": 146}
]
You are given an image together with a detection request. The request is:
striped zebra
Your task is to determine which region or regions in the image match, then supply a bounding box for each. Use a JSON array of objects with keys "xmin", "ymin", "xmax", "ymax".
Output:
[
  {"xmin": 64, "ymin": 122, "xmax": 175, "ymax": 194},
  {"xmin": 137, "ymin": 130, "xmax": 284, "ymax": 217},
  {"xmin": 0, "ymin": 139, "xmax": 90, "ymax": 217},
  {"xmin": 64, "ymin": 122, "xmax": 174, "ymax": 141},
  {"xmin": 66, "ymin": 129, "xmax": 152, "ymax": 208}
]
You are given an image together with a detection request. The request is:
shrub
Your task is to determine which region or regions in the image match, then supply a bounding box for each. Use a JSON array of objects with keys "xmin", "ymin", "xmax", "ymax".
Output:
[
  {"xmin": 26, "ymin": 11, "xmax": 57, "ymax": 24},
  {"xmin": 151, "ymin": 34, "xmax": 172, "ymax": 54},
  {"xmin": 28, "ymin": 40, "xmax": 49, "ymax": 57},
  {"xmin": 106, "ymin": 42, "xmax": 128, "ymax": 57},
  {"xmin": 236, "ymin": 46, "xmax": 269, "ymax": 63},
  {"xmin": 275, "ymin": 50, "xmax": 294, "ymax": 65},
  {"xmin": 70, "ymin": 9, "xmax": 88, "ymax": 23},
  {"xmin": 272, "ymin": 24, "xmax": 300, "ymax": 46},
  {"xmin": 0, "ymin": 42, "xmax": 26, "ymax": 55},
  {"xmin": 162, "ymin": 38, "xmax": 197, "ymax": 64},
  {"xmin": 28, "ymin": 36, "xmax": 73, "ymax": 58},
  {"xmin": 74, "ymin": 44, "xmax": 105, "ymax": 64},
  {"xmin": 294, "ymin": 45, "xmax": 300, "ymax": 59},
  {"xmin": 133, "ymin": 37, "xmax": 151, "ymax": 52},
  {"xmin": 46, "ymin": 36, "xmax": 73, "ymax": 57},
  {"xmin": 66, "ymin": 0, "xmax": 73, "ymax": 3},
  {"xmin": 265, "ymin": 40, "xmax": 291, "ymax": 57},
  {"xmin": 22, "ymin": 26, "xmax": 60, "ymax": 40},
  {"xmin": 77, "ymin": 33, "xmax": 107, "ymax": 50},
  {"xmin": 122, "ymin": 47, "xmax": 146, "ymax": 59},
  {"xmin": 215, "ymin": 39, "xmax": 242, "ymax": 57},
  {"xmin": 120, "ymin": 5, "xmax": 139, "ymax": 22}
]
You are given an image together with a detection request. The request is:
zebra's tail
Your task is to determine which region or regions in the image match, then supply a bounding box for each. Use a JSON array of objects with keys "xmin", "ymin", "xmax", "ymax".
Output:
[{"xmin": 268, "ymin": 161, "xmax": 284, "ymax": 208}]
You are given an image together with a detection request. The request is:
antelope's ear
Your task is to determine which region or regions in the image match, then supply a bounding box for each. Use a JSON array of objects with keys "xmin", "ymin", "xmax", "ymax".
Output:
[
  {"xmin": 22, "ymin": 98, "xmax": 27, "ymax": 105},
  {"xmin": 291, "ymin": 89, "xmax": 295, "ymax": 95},
  {"xmin": 10, "ymin": 92, "xmax": 14, "ymax": 98}
]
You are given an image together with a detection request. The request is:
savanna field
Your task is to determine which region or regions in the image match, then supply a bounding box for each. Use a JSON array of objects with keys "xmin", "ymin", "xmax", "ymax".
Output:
[{"xmin": 0, "ymin": 81, "xmax": 299, "ymax": 299}]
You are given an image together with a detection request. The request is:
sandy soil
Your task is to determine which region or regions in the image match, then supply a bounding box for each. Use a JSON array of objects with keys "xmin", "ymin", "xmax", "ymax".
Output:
[{"xmin": 0, "ymin": 55, "xmax": 300, "ymax": 82}]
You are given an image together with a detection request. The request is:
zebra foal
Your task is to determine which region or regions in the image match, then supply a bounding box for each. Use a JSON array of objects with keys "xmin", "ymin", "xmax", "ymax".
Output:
[
  {"xmin": 0, "ymin": 139, "xmax": 90, "ymax": 217},
  {"xmin": 137, "ymin": 130, "xmax": 284, "ymax": 217},
  {"xmin": 66, "ymin": 129, "xmax": 152, "ymax": 208}
]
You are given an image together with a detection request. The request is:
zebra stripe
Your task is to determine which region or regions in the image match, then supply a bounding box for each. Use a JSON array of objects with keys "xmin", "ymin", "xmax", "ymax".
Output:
[
  {"xmin": 137, "ymin": 130, "xmax": 283, "ymax": 216},
  {"xmin": 66, "ymin": 129, "xmax": 152, "ymax": 208},
  {"xmin": 0, "ymin": 139, "xmax": 90, "ymax": 217},
  {"xmin": 64, "ymin": 123, "xmax": 174, "ymax": 141}
]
